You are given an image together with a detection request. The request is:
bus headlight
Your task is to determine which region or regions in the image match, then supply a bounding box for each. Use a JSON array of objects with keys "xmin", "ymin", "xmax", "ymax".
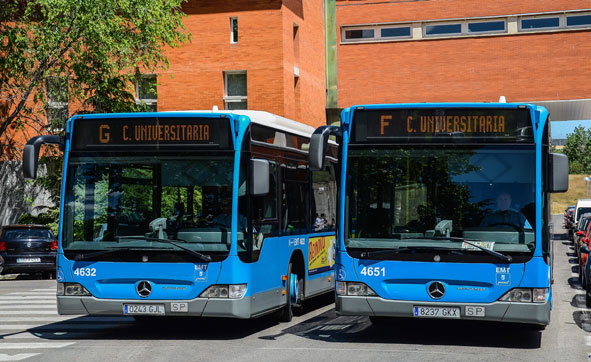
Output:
[
  {"xmin": 336, "ymin": 281, "xmax": 377, "ymax": 296},
  {"xmin": 200, "ymin": 284, "xmax": 247, "ymax": 299},
  {"xmin": 57, "ymin": 282, "xmax": 92, "ymax": 296},
  {"xmin": 499, "ymin": 288, "xmax": 547, "ymax": 303}
]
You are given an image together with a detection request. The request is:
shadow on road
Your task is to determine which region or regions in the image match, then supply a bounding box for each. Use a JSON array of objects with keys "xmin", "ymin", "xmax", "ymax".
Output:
[
  {"xmin": 0, "ymin": 273, "xmax": 52, "ymax": 281},
  {"xmin": 0, "ymin": 292, "xmax": 335, "ymax": 342},
  {"xmin": 272, "ymin": 310, "xmax": 542, "ymax": 349}
]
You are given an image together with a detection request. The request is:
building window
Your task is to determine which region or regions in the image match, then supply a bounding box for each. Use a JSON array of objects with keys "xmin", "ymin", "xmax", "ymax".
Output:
[
  {"xmin": 468, "ymin": 20, "xmax": 506, "ymax": 33},
  {"xmin": 380, "ymin": 26, "xmax": 411, "ymax": 38},
  {"xmin": 224, "ymin": 71, "xmax": 247, "ymax": 110},
  {"xmin": 567, "ymin": 14, "xmax": 591, "ymax": 27},
  {"xmin": 341, "ymin": 10, "xmax": 591, "ymax": 44},
  {"xmin": 135, "ymin": 74, "xmax": 157, "ymax": 112},
  {"xmin": 520, "ymin": 16, "xmax": 560, "ymax": 31},
  {"xmin": 425, "ymin": 23, "xmax": 462, "ymax": 36},
  {"xmin": 231, "ymin": 17, "xmax": 238, "ymax": 44},
  {"xmin": 344, "ymin": 28, "xmax": 374, "ymax": 40},
  {"xmin": 45, "ymin": 76, "xmax": 68, "ymax": 129}
]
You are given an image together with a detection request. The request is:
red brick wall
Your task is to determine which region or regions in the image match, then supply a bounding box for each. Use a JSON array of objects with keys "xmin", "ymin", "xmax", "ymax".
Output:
[
  {"xmin": 336, "ymin": 0, "xmax": 591, "ymax": 107},
  {"xmin": 160, "ymin": 0, "xmax": 326, "ymax": 127},
  {"xmin": 281, "ymin": 0, "xmax": 327, "ymax": 127}
]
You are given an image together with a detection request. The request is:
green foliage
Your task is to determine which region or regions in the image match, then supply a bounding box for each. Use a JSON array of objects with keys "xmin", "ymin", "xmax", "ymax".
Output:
[
  {"xmin": 0, "ymin": 0, "xmax": 190, "ymax": 157},
  {"xmin": 1, "ymin": 0, "xmax": 190, "ymax": 223},
  {"xmin": 18, "ymin": 207, "xmax": 60, "ymax": 236},
  {"xmin": 563, "ymin": 126, "xmax": 591, "ymax": 174}
]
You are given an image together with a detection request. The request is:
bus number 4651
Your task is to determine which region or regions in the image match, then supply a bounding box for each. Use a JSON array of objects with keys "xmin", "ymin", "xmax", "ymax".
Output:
[{"xmin": 360, "ymin": 266, "xmax": 385, "ymax": 277}]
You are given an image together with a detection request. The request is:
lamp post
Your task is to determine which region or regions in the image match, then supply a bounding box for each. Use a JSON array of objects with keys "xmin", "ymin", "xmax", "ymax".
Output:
[{"xmin": 585, "ymin": 177, "xmax": 590, "ymax": 199}]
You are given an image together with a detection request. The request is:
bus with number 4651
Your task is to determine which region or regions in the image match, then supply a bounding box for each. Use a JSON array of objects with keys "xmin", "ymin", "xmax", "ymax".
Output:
[
  {"xmin": 23, "ymin": 110, "xmax": 337, "ymax": 321},
  {"xmin": 309, "ymin": 103, "xmax": 568, "ymax": 328}
]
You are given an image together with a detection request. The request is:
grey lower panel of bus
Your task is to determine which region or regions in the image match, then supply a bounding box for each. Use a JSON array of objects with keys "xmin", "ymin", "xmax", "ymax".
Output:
[
  {"xmin": 57, "ymin": 287, "xmax": 285, "ymax": 319},
  {"xmin": 306, "ymin": 275, "xmax": 333, "ymax": 299},
  {"xmin": 336, "ymin": 296, "xmax": 551, "ymax": 325}
]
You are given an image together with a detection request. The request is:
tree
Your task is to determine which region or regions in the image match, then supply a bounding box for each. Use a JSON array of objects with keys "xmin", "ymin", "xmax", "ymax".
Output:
[
  {"xmin": 563, "ymin": 126, "xmax": 591, "ymax": 174},
  {"xmin": 0, "ymin": 0, "xmax": 190, "ymax": 159}
]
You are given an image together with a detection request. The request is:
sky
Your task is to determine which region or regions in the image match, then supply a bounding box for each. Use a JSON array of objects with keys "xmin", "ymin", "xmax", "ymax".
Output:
[{"xmin": 551, "ymin": 120, "xmax": 591, "ymax": 139}]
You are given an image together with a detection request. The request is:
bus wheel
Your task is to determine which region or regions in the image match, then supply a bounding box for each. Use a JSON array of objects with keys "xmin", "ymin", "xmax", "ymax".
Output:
[{"xmin": 276, "ymin": 263, "xmax": 296, "ymax": 322}]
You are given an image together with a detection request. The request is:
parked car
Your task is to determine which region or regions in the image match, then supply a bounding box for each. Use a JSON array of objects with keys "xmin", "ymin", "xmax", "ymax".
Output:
[
  {"xmin": 565, "ymin": 206, "xmax": 576, "ymax": 239},
  {"xmin": 580, "ymin": 243, "xmax": 591, "ymax": 307},
  {"xmin": 574, "ymin": 213, "xmax": 591, "ymax": 258},
  {"xmin": 565, "ymin": 205, "xmax": 575, "ymax": 224},
  {"xmin": 574, "ymin": 200, "xmax": 591, "ymax": 232},
  {"xmin": 578, "ymin": 220, "xmax": 591, "ymax": 282},
  {"xmin": 0, "ymin": 224, "xmax": 57, "ymax": 279}
]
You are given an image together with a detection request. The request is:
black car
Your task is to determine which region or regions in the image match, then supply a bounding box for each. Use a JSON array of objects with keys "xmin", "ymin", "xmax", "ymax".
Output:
[{"xmin": 0, "ymin": 224, "xmax": 57, "ymax": 278}]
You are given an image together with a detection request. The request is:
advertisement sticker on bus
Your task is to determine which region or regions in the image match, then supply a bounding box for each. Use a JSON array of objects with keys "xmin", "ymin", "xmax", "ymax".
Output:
[{"xmin": 308, "ymin": 235, "xmax": 335, "ymax": 275}]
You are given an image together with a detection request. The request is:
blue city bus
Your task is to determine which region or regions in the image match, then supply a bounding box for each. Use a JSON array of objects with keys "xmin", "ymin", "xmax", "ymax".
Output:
[
  {"xmin": 23, "ymin": 110, "xmax": 337, "ymax": 321},
  {"xmin": 309, "ymin": 103, "xmax": 568, "ymax": 328}
]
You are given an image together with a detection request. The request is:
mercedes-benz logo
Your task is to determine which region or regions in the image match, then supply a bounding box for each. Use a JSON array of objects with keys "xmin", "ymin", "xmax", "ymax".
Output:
[
  {"xmin": 26, "ymin": 241, "xmax": 32, "ymax": 248},
  {"xmin": 427, "ymin": 281, "xmax": 445, "ymax": 299},
  {"xmin": 136, "ymin": 281, "xmax": 152, "ymax": 298}
]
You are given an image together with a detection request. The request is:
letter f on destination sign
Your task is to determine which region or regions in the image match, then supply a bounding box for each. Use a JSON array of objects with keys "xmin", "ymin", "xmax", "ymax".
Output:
[
  {"xmin": 381, "ymin": 115, "xmax": 392, "ymax": 135},
  {"xmin": 99, "ymin": 125, "xmax": 111, "ymax": 143}
]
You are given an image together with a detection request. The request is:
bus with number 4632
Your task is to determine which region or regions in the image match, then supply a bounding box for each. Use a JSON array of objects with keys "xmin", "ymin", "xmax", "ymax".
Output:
[
  {"xmin": 309, "ymin": 103, "xmax": 568, "ymax": 328},
  {"xmin": 23, "ymin": 110, "xmax": 337, "ymax": 321}
]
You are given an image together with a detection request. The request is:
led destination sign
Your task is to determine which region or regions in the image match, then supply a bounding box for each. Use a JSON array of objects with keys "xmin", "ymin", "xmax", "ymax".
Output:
[
  {"xmin": 71, "ymin": 117, "xmax": 231, "ymax": 150},
  {"xmin": 351, "ymin": 108, "xmax": 533, "ymax": 143}
]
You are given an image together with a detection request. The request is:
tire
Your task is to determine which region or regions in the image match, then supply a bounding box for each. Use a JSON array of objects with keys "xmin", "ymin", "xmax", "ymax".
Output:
[
  {"xmin": 586, "ymin": 283, "xmax": 591, "ymax": 308},
  {"xmin": 275, "ymin": 263, "xmax": 294, "ymax": 322}
]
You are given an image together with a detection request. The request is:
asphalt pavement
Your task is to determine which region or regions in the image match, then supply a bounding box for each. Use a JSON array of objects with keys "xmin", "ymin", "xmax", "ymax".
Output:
[{"xmin": 0, "ymin": 214, "xmax": 589, "ymax": 362}]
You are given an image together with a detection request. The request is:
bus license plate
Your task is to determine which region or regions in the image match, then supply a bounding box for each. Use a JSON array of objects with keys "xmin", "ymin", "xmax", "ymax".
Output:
[
  {"xmin": 123, "ymin": 304, "xmax": 165, "ymax": 315},
  {"xmin": 17, "ymin": 258, "xmax": 41, "ymax": 263},
  {"xmin": 413, "ymin": 306, "xmax": 460, "ymax": 319}
]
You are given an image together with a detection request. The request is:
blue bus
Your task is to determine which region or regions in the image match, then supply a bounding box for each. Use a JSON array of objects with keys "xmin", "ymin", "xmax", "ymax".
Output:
[
  {"xmin": 23, "ymin": 110, "xmax": 337, "ymax": 321},
  {"xmin": 309, "ymin": 103, "xmax": 568, "ymax": 328}
]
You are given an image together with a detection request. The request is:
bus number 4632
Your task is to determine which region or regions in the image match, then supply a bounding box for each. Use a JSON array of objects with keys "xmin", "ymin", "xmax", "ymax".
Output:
[{"xmin": 360, "ymin": 266, "xmax": 385, "ymax": 277}]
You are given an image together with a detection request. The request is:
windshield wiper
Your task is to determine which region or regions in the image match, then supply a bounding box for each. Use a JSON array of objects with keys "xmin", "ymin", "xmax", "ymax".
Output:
[
  {"xmin": 72, "ymin": 247, "xmax": 136, "ymax": 261},
  {"xmin": 360, "ymin": 246, "xmax": 440, "ymax": 259},
  {"xmin": 118, "ymin": 236, "xmax": 212, "ymax": 262},
  {"xmin": 360, "ymin": 238, "xmax": 512, "ymax": 263},
  {"xmin": 419, "ymin": 236, "xmax": 512, "ymax": 263}
]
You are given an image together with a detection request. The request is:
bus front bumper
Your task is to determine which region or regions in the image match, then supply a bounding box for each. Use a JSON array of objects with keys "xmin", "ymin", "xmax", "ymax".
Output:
[
  {"xmin": 57, "ymin": 295, "xmax": 256, "ymax": 319},
  {"xmin": 336, "ymin": 295, "xmax": 550, "ymax": 325}
]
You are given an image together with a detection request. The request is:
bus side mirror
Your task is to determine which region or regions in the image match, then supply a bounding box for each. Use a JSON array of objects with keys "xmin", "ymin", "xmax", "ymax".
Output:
[
  {"xmin": 309, "ymin": 125, "xmax": 341, "ymax": 172},
  {"xmin": 548, "ymin": 153, "xmax": 568, "ymax": 193},
  {"xmin": 23, "ymin": 135, "xmax": 64, "ymax": 179},
  {"xmin": 250, "ymin": 159, "xmax": 269, "ymax": 196}
]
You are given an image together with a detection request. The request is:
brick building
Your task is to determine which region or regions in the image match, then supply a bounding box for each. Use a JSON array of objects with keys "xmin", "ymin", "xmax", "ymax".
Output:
[
  {"xmin": 155, "ymin": 0, "xmax": 328, "ymax": 128},
  {"xmin": 334, "ymin": 0, "xmax": 591, "ymax": 121}
]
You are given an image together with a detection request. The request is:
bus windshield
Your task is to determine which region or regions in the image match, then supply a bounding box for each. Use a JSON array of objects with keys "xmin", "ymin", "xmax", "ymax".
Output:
[
  {"xmin": 345, "ymin": 144, "xmax": 536, "ymax": 262},
  {"xmin": 62, "ymin": 153, "xmax": 235, "ymax": 262}
]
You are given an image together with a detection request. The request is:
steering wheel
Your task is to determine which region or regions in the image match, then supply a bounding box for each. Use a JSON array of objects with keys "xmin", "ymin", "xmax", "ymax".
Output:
[{"xmin": 488, "ymin": 222, "xmax": 524, "ymax": 232}]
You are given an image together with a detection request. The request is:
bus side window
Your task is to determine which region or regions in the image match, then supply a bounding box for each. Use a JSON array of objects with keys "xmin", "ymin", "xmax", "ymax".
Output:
[
  {"xmin": 311, "ymin": 162, "xmax": 337, "ymax": 233},
  {"xmin": 246, "ymin": 160, "xmax": 279, "ymax": 262},
  {"xmin": 281, "ymin": 160, "xmax": 309, "ymax": 235}
]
